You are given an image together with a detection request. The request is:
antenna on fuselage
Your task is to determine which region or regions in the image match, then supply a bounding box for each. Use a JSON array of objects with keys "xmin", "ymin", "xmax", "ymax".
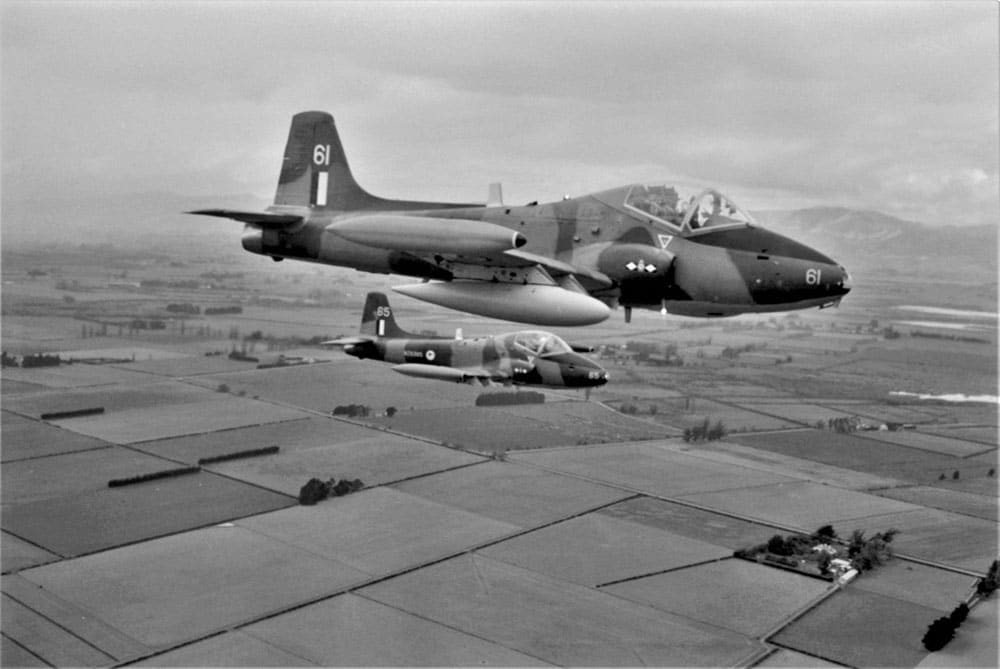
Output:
[{"xmin": 487, "ymin": 183, "xmax": 503, "ymax": 207}]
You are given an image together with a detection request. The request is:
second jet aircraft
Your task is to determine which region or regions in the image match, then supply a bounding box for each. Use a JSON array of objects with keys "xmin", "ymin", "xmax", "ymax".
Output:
[{"xmin": 325, "ymin": 293, "xmax": 608, "ymax": 388}]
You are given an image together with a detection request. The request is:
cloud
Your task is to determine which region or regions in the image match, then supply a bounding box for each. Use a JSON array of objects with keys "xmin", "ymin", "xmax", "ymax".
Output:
[{"xmin": 2, "ymin": 0, "xmax": 997, "ymax": 229}]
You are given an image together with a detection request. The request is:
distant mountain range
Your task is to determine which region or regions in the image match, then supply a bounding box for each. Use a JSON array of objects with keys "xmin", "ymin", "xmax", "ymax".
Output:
[
  {"xmin": 752, "ymin": 207, "xmax": 997, "ymax": 280},
  {"xmin": 3, "ymin": 194, "xmax": 995, "ymax": 282}
]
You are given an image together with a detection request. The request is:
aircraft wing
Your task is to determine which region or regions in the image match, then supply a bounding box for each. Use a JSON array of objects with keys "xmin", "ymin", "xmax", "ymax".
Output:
[
  {"xmin": 503, "ymin": 249, "xmax": 613, "ymax": 288},
  {"xmin": 392, "ymin": 363, "xmax": 505, "ymax": 384},
  {"xmin": 188, "ymin": 209, "xmax": 304, "ymax": 228}
]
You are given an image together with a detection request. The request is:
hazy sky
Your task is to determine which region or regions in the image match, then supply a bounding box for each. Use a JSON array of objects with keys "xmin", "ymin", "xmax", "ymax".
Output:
[{"xmin": 3, "ymin": 0, "xmax": 998, "ymax": 226}]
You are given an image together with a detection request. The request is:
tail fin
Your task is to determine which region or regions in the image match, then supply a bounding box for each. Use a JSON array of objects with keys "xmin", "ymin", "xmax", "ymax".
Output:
[
  {"xmin": 360, "ymin": 292, "xmax": 410, "ymax": 339},
  {"xmin": 274, "ymin": 111, "xmax": 373, "ymax": 211}
]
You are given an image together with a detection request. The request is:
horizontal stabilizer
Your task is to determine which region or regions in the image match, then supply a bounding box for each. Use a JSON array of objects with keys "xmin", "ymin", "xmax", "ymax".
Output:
[
  {"xmin": 187, "ymin": 209, "xmax": 303, "ymax": 227},
  {"xmin": 392, "ymin": 363, "xmax": 500, "ymax": 383},
  {"xmin": 321, "ymin": 336, "xmax": 373, "ymax": 346}
]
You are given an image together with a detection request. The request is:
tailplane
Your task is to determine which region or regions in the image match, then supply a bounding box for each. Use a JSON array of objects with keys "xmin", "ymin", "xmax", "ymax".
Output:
[
  {"xmin": 275, "ymin": 111, "xmax": 373, "ymax": 211},
  {"xmin": 360, "ymin": 292, "xmax": 412, "ymax": 339}
]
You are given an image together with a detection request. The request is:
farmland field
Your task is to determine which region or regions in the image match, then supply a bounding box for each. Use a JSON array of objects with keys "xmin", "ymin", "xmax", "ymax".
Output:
[
  {"xmin": 480, "ymin": 513, "xmax": 730, "ymax": 586},
  {"xmin": 19, "ymin": 525, "xmax": 368, "ymax": 649},
  {"xmin": 858, "ymin": 429, "xmax": 993, "ymax": 458},
  {"xmin": 772, "ymin": 588, "xmax": 945, "ymax": 668},
  {"xmin": 677, "ymin": 480, "xmax": 919, "ymax": 531},
  {"xmin": 598, "ymin": 496, "xmax": 781, "ymax": 550},
  {"xmin": 2, "ymin": 242, "xmax": 995, "ymax": 667},
  {"xmin": 1, "ymin": 411, "xmax": 111, "ymax": 462},
  {"xmin": 393, "ymin": 460, "xmax": 629, "ymax": 529},
  {"xmin": 603, "ymin": 559, "xmax": 831, "ymax": 637},
  {"xmin": 359, "ymin": 553, "xmax": 761, "ymax": 667},
  {"xmin": 3, "ymin": 471, "xmax": 294, "ymax": 557},
  {"xmin": 49, "ymin": 395, "xmax": 311, "ymax": 443}
]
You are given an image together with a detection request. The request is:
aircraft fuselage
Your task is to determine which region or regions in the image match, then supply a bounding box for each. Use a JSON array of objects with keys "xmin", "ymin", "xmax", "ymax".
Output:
[
  {"xmin": 196, "ymin": 111, "xmax": 850, "ymax": 325},
  {"xmin": 242, "ymin": 189, "xmax": 850, "ymax": 318}
]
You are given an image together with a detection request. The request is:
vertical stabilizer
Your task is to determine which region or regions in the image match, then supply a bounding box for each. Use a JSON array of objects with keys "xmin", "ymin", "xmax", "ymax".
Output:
[
  {"xmin": 359, "ymin": 292, "xmax": 411, "ymax": 339},
  {"xmin": 274, "ymin": 111, "xmax": 372, "ymax": 210}
]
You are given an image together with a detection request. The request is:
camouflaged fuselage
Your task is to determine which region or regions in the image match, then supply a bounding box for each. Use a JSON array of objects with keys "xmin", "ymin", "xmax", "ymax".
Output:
[
  {"xmin": 261, "ymin": 185, "xmax": 849, "ymax": 317},
  {"xmin": 348, "ymin": 334, "xmax": 607, "ymax": 388},
  {"xmin": 201, "ymin": 111, "xmax": 850, "ymax": 323}
]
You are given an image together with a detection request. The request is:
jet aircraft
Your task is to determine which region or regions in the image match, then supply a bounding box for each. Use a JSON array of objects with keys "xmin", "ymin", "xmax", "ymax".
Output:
[
  {"xmin": 325, "ymin": 292, "xmax": 608, "ymax": 388},
  {"xmin": 191, "ymin": 111, "xmax": 851, "ymax": 326}
]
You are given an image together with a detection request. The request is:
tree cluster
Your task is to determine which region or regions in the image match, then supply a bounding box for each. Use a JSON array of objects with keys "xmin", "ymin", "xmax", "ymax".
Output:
[
  {"xmin": 475, "ymin": 391, "xmax": 545, "ymax": 406},
  {"xmin": 827, "ymin": 416, "xmax": 859, "ymax": 433},
  {"xmin": 735, "ymin": 524, "xmax": 898, "ymax": 578},
  {"xmin": 332, "ymin": 404, "xmax": 371, "ymax": 417},
  {"xmin": 976, "ymin": 559, "xmax": 999, "ymax": 596},
  {"xmin": 924, "ymin": 560, "xmax": 1000, "ymax": 652},
  {"xmin": 204, "ymin": 305, "xmax": 243, "ymax": 315},
  {"xmin": 720, "ymin": 343, "xmax": 760, "ymax": 360},
  {"xmin": 298, "ymin": 477, "xmax": 364, "ymax": 505},
  {"xmin": 683, "ymin": 418, "xmax": 727, "ymax": 442},
  {"xmin": 21, "ymin": 353, "xmax": 62, "ymax": 368},
  {"xmin": 846, "ymin": 528, "xmax": 897, "ymax": 571},
  {"xmin": 923, "ymin": 603, "xmax": 972, "ymax": 652},
  {"xmin": 166, "ymin": 303, "xmax": 200, "ymax": 314}
]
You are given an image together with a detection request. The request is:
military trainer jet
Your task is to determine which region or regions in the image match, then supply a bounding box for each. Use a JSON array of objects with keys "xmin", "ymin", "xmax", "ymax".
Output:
[
  {"xmin": 191, "ymin": 111, "xmax": 851, "ymax": 326},
  {"xmin": 325, "ymin": 293, "xmax": 608, "ymax": 388}
]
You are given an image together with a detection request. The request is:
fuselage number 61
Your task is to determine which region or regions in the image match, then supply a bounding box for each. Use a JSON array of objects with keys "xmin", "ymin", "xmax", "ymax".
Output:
[
  {"xmin": 805, "ymin": 268, "xmax": 822, "ymax": 285},
  {"xmin": 313, "ymin": 144, "xmax": 331, "ymax": 166}
]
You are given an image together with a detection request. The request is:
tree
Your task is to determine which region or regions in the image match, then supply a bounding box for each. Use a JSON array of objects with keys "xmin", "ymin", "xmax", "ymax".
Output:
[
  {"xmin": 385, "ymin": 406, "xmax": 397, "ymax": 418},
  {"xmin": 817, "ymin": 551, "xmax": 833, "ymax": 577},
  {"xmin": 707, "ymin": 419, "xmax": 727, "ymax": 440},
  {"xmin": 976, "ymin": 559, "xmax": 999, "ymax": 596},
  {"xmin": 812, "ymin": 524, "xmax": 838, "ymax": 541},
  {"xmin": 949, "ymin": 603, "xmax": 969, "ymax": 625},
  {"xmin": 767, "ymin": 534, "xmax": 792, "ymax": 556},
  {"xmin": 848, "ymin": 528, "xmax": 897, "ymax": 571},
  {"xmin": 922, "ymin": 616, "xmax": 956, "ymax": 651}
]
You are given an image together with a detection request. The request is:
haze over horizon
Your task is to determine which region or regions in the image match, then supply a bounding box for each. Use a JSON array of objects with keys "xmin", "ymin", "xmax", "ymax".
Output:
[{"xmin": 2, "ymin": 1, "xmax": 998, "ymax": 243}]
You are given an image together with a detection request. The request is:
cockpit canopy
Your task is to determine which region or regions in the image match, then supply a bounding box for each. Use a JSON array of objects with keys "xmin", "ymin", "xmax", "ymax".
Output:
[
  {"xmin": 623, "ymin": 184, "xmax": 756, "ymax": 234},
  {"xmin": 501, "ymin": 330, "xmax": 572, "ymax": 358}
]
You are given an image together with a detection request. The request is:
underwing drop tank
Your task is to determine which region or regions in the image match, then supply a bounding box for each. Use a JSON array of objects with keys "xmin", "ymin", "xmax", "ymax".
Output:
[{"xmin": 394, "ymin": 282, "xmax": 611, "ymax": 326}]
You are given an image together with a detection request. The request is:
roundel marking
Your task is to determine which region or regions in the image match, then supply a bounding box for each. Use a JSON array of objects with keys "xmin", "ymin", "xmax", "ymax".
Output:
[{"xmin": 425, "ymin": 350, "xmax": 436, "ymax": 361}]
